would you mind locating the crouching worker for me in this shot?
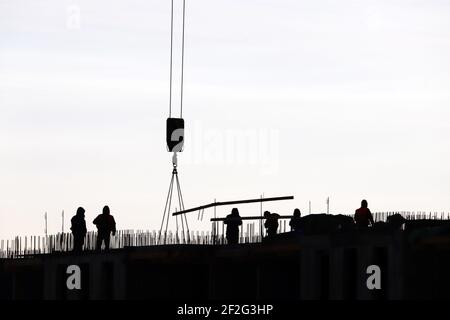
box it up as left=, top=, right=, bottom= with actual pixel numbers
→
left=264, top=211, right=280, bottom=237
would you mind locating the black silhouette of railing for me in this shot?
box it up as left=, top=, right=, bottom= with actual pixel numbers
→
left=372, top=211, right=450, bottom=222
left=1, top=211, right=449, bottom=259
left=0, top=230, right=217, bottom=259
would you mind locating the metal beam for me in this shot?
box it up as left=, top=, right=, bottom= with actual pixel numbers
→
left=172, top=196, right=294, bottom=216
left=211, top=215, right=292, bottom=222
left=210, top=213, right=327, bottom=222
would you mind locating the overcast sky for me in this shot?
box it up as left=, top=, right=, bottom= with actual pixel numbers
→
left=1, top=0, right=450, bottom=239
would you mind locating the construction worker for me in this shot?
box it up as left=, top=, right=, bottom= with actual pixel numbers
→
left=289, top=208, right=302, bottom=232
left=93, top=206, right=116, bottom=251
left=264, top=211, right=280, bottom=237
left=71, top=207, right=87, bottom=252
left=224, top=208, right=242, bottom=245
left=354, top=199, right=375, bottom=229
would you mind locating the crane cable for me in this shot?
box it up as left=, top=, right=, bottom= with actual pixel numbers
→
left=180, top=0, right=186, bottom=119
left=168, top=0, right=173, bottom=118
left=169, top=0, right=186, bottom=119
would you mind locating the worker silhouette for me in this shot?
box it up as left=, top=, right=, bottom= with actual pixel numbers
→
left=289, top=208, right=302, bottom=232
left=224, top=208, right=242, bottom=245
left=71, top=207, right=87, bottom=252
left=264, top=211, right=280, bottom=237
left=93, top=205, right=116, bottom=251
left=354, top=199, right=375, bottom=229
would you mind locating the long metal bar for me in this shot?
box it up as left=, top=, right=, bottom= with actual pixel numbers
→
left=173, top=196, right=294, bottom=216
left=211, top=215, right=292, bottom=222
left=210, top=213, right=327, bottom=222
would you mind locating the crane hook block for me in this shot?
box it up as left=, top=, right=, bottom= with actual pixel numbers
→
left=166, top=118, right=184, bottom=152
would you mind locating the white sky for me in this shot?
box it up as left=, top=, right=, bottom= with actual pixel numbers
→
left=1, top=0, right=450, bottom=239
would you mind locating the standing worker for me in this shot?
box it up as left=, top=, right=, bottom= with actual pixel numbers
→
left=354, top=199, right=375, bottom=229
left=289, top=208, right=302, bottom=232
left=93, top=205, right=116, bottom=251
left=71, top=207, right=87, bottom=252
left=224, top=208, right=242, bottom=245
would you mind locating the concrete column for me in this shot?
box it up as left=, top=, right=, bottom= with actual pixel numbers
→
left=298, top=255, right=302, bottom=300
left=43, top=261, right=57, bottom=300
left=329, top=248, right=344, bottom=300
left=113, top=260, right=126, bottom=300
left=300, top=249, right=319, bottom=300
left=388, top=235, right=404, bottom=299
left=11, top=271, right=17, bottom=300
left=89, top=260, right=102, bottom=300
left=208, top=263, right=215, bottom=300
left=255, top=264, right=261, bottom=300
left=356, top=246, right=374, bottom=300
